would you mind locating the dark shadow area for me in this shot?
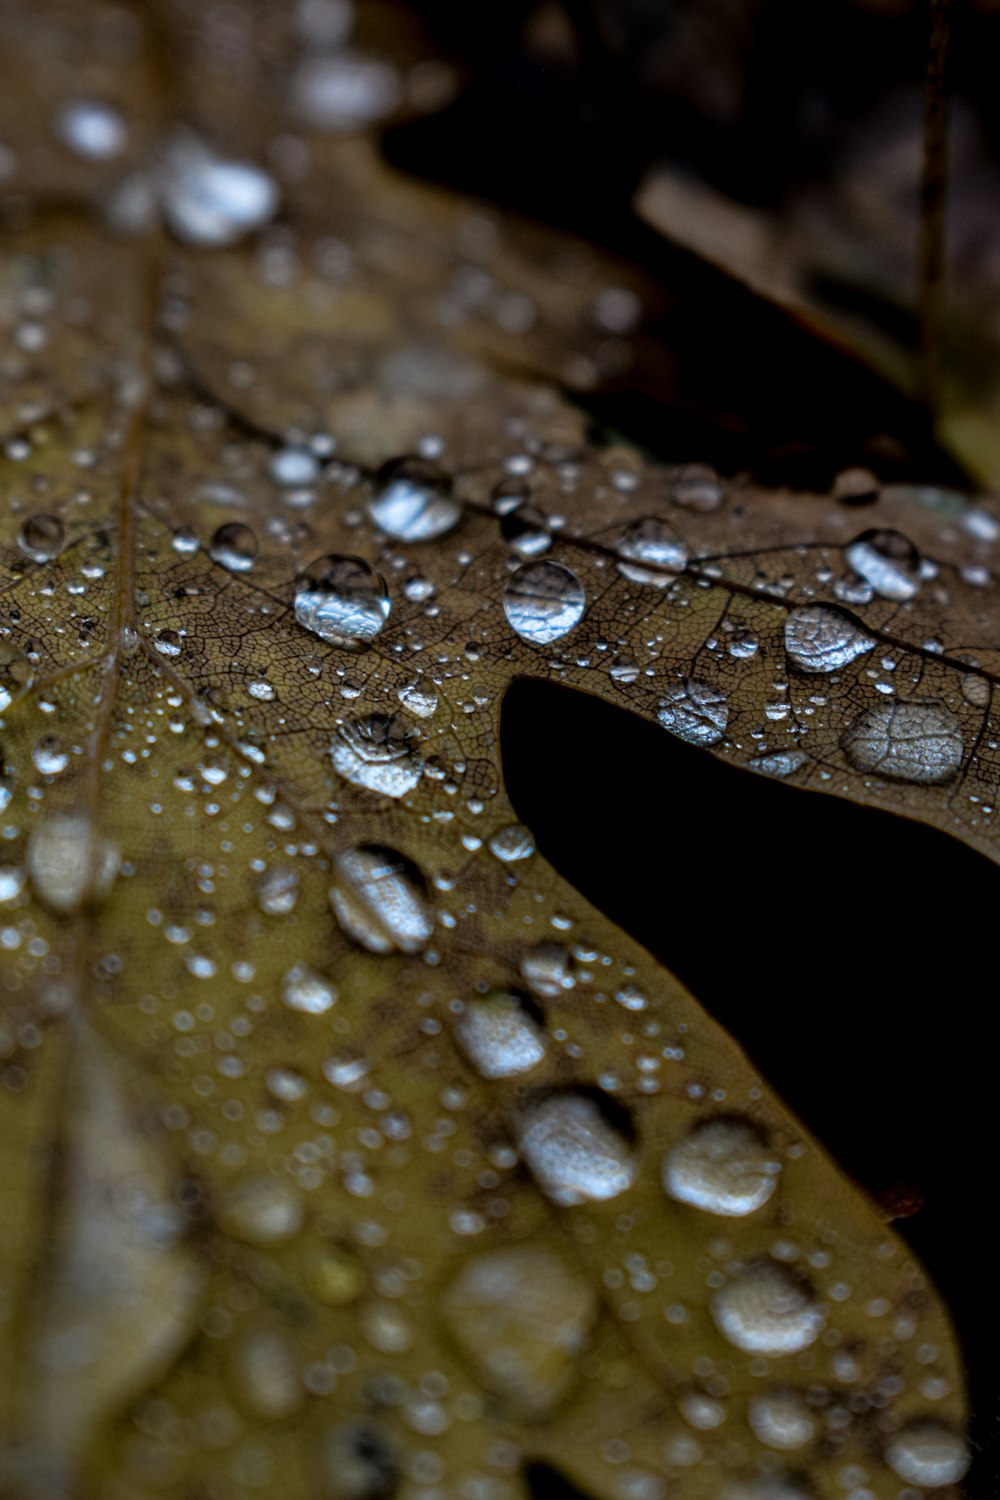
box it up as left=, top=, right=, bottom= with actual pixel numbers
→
left=524, top=1462, right=596, bottom=1500
left=502, top=676, right=999, bottom=1497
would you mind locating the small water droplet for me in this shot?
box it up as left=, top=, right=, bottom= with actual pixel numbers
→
left=330, top=715, right=422, bottom=798
left=209, top=522, right=257, bottom=572
left=172, top=526, right=199, bottom=556
left=747, top=1390, right=817, bottom=1450
left=670, top=466, right=724, bottom=513
left=784, top=604, right=875, bottom=673
left=961, top=672, right=991, bottom=709
left=161, top=132, right=279, bottom=247
left=397, top=676, right=438, bottom=719
left=270, top=445, right=320, bottom=487
left=728, top=628, right=758, bottom=660
left=841, top=698, right=963, bottom=784
left=520, top=942, right=575, bottom=997
left=0, top=642, right=33, bottom=711
left=663, top=1116, right=779, bottom=1217
left=292, top=53, right=401, bottom=132
left=329, top=846, right=432, bottom=953
left=501, top=504, right=552, bottom=558
left=231, top=1326, right=303, bottom=1419
left=515, top=1090, right=637, bottom=1205
left=748, top=749, right=808, bottom=778
left=884, top=1420, right=968, bottom=1487
left=711, top=1260, right=824, bottom=1354
left=455, top=990, right=546, bottom=1078
left=55, top=99, right=128, bottom=160
left=657, top=679, right=728, bottom=746
left=294, top=555, right=390, bottom=647
left=609, top=654, right=640, bottom=684
left=217, top=1175, right=304, bottom=1244
left=616, top=517, right=687, bottom=585
left=281, top=965, right=337, bottom=1014
left=487, top=823, right=535, bottom=863
left=844, top=529, right=921, bottom=601
left=26, top=811, right=120, bottom=915
left=154, top=629, right=182, bottom=658
left=18, top=514, right=65, bottom=563
left=0, top=866, right=26, bottom=903
left=503, top=561, right=586, bottom=645
left=257, top=866, right=299, bottom=916
left=367, top=457, right=460, bottom=541
left=32, top=737, right=69, bottom=776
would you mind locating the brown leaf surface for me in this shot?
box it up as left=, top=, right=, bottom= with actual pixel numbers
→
left=0, top=3, right=984, bottom=1498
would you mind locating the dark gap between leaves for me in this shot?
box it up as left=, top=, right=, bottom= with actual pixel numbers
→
left=501, top=676, right=998, bottom=1497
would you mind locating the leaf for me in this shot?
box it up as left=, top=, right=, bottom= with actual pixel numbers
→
left=0, top=3, right=980, bottom=1498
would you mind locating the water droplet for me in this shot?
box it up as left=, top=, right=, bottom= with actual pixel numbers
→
left=209, top=522, right=257, bottom=572
left=501, top=505, right=552, bottom=558
left=32, top=737, right=69, bottom=776
left=55, top=99, right=128, bottom=160
left=503, top=562, right=586, bottom=646
left=18, top=514, right=65, bottom=563
left=884, top=1420, right=968, bottom=1487
left=26, top=812, right=120, bottom=915
left=0, top=866, right=26, bottom=903
left=231, top=1326, right=303, bottom=1419
left=657, top=679, right=728, bottom=746
left=670, top=466, right=724, bottom=513
left=487, top=823, right=535, bottom=863
left=962, top=672, right=991, bottom=709
left=367, top=457, right=460, bottom=541
left=616, top=517, right=687, bottom=585
left=281, top=965, right=337, bottom=1014
left=161, top=132, right=278, bottom=247
left=455, top=990, right=546, bottom=1078
left=292, top=53, right=401, bottom=132
left=270, top=445, right=320, bottom=486
left=841, top=699, right=963, bottom=784
left=784, top=604, right=874, bottom=673
left=711, top=1261, right=824, bottom=1354
left=172, top=526, right=199, bottom=556
left=610, top=654, right=640, bottom=684
left=440, top=1246, right=596, bottom=1414
left=321, top=1422, right=400, bottom=1499
left=217, top=1175, right=304, bottom=1244
left=294, top=555, right=390, bottom=647
left=154, top=629, right=182, bottom=658
left=397, top=676, right=438, bottom=719
left=0, top=642, right=32, bottom=711
left=747, top=1390, right=817, bottom=1450
left=520, top=942, right=575, bottom=997
left=748, top=749, right=808, bottom=778
left=844, top=529, right=921, bottom=601
left=515, top=1090, right=637, bottom=1205
left=257, top=866, right=299, bottom=916
left=330, top=715, right=422, bottom=798
left=728, top=628, right=758, bottom=659
left=329, top=846, right=432, bottom=953
left=663, top=1116, right=779, bottom=1217
left=305, top=1243, right=365, bottom=1305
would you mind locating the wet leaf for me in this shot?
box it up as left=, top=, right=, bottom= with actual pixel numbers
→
left=0, top=3, right=982, bottom=1498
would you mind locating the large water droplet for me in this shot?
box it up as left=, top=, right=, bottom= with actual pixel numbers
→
left=844, top=529, right=921, bottom=601
left=710, top=1261, right=824, bottom=1354
left=18, top=514, right=65, bottom=563
left=161, top=132, right=278, bottom=247
left=217, top=1175, right=304, bottom=1244
left=840, top=699, right=963, bottom=784
left=294, top=555, right=390, bottom=647
left=440, top=1245, right=597, bottom=1415
left=329, top=846, right=432, bottom=954
left=616, top=517, right=687, bottom=585
left=209, top=522, right=257, bottom=572
left=747, top=1390, right=817, bottom=1450
left=657, top=679, right=728, bottom=746
left=26, top=811, right=120, bottom=915
left=455, top=990, right=546, bottom=1078
left=330, top=715, right=422, bottom=798
left=515, top=1090, right=637, bottom=1205
left=367, top=457, right=460, bottom=541
left=503, top=562, right=586, bottom=646
left=884, top=1420, right=969, bottom=1487
left=663, top=1117, right=779, bottom=1217
left=281, top=965, right=337, bottom=1014
left=784, top=604, right=874, bottom=673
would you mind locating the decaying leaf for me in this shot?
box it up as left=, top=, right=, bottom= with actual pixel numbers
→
left=0, top=2, right=985, bottom=1498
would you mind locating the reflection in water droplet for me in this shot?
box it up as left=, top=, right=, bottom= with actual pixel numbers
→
left=294, top=555, right=390, bottom=647
left=747, top=1390, right=817, bottom=1450
left=515, top=1091, right=637, bottom=1205
left=161, top=132, right=279, bottom=247
left=711, top=1261, right=824, bottom=1354
left=281, top=965, right=337, bottom=1014
left=503, top=562, right=585, bottom=645
left=844, top=529, right=921, bottom=601
left=330, top=715, right=422, bottom=798
left=209, top=522, right=257, bottom=572
left=455, top=990, right=546, bottom=1078
left=884, top=1420, right=969, bottom=1487
left=663, top=1116, right=779, bottom=1217
left=784, top=604, right=874, bottom=673
left=397, top=676, right=438, bottom=719
left=321, top=1421, right=400, bottom=1500
left=840, top=699, right=963, bottom=784
left=18, top=514, right=65, bottom=563
left=217, top=1175, right=304, bottom=1244
left=657, top=679, right=728, bottom=746
left=329, top=846, right=432, bottom=953
left=501, top=505, right=552, bottom=558
left=440, top=1245, right=596, bottom=1415
left=27, top=811, right=120, bottom=915
left=487, top=823, right=535, bottom=863
left=257, top=866, right=299, bottom=916
left=616, top=517, right=687, bottom=585
left=367, top=457, right=460, bottom=541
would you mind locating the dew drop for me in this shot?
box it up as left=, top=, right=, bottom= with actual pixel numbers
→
left=172, top=526, right=199, bottom=556
left=884, top=1419, right=969, bottom=1487
left=217, top=1175, right=304, bottom=1244
left=616, top=517, right=687, bottom=585
left=520, top=942, right=575, bottom=997
left=784, top=604, right=875, bottom=673
left=281, top=965, right=337, bottom=1014
left=747, top=749, right=808, bottom=778
left=209, top=522, right=257, bottom=572
left=161, top=132, right=278, bottom=247
left=440, top=1245, right=596, bottom=1415
left=503, top=562, right=586, bottom=646
left=610, top=654, right=640, bottom=684
left=0, top=642, right=33, bottom=711
left=32, top=737, right=68, bottom=776
left=329, top=846, right=432, bottom=954
left=270, top=445, right=320, bottom=487
left=367, top=457, right=460, bottom=541
left=230, top=1326, right=303, bottom=1419
left=455, top=990, right=546, bottom=1078
left=18, top=514, right=65, bottom=563
left=840, top=699, right=963, bottom=784
left=397, top=676, right=438, bottom=719
left=330, top=715, right=422, bottom=798
left=154, top=629, right=182, bottom=658
left=657, top=679, right=728, bottom=746
left=487, top=823, right=535, bottom=863
left=844, top=529, right=921, bottom=601
left=500, top=504, right=552, bottom=558
left=55, top=100, right=128, bottom=160
left=257, top=866, right=299, bottom=916
left=663, top=1116, right=779, bottom=1217
left=962, top=672, right=991, bottom=709
left=515, top=1090, right=637, bottom=1205
left=0, top=867, right=26, bottom=903
left=710, top=1261, right=824, bottom=1354
left=26, top=812, right=120, bottom=916
left=292, top=53, right=402, bottom=132
left=294, top=555, right=390, bottom=647
left=747, top=1390, right=817, bottom=1450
